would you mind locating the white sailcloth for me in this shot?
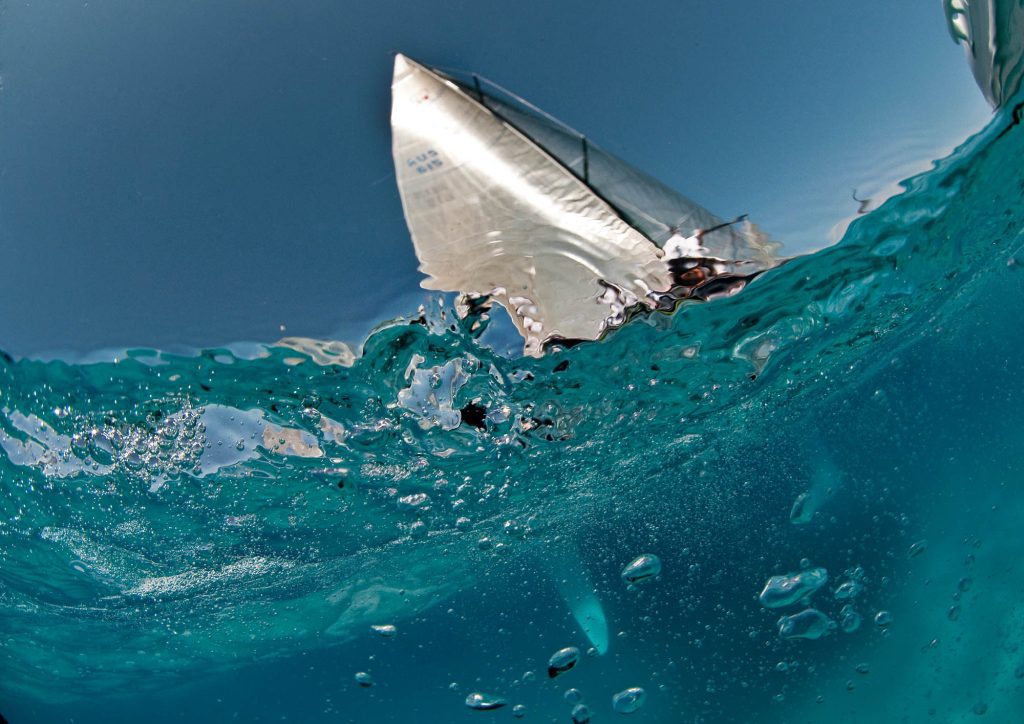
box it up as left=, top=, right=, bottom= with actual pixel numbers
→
left=945, top=0, right=1024, bottom=110
left=390, top=54, right=672, bottom=355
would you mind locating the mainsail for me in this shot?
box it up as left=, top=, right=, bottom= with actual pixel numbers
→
left=945, top=0, right=1024, bottom=110
left=390, top=53, right=780, bottom=355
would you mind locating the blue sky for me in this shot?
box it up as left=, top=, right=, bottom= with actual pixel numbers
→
left=0, top=0, right=991, bottom=357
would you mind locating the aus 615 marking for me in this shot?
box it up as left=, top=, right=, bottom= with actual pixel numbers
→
left=407, top=149, right=443, bottom=174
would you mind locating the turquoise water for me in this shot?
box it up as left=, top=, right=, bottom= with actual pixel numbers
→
left=2, top=94, right=1024, bottom=721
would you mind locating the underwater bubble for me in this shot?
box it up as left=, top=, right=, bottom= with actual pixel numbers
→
left=958, top=577, right=973, bottom=592
left=371, top=624, right=397, bottom=638
left=839, top=605, right=861, bottom=633
left=948, top=604, right=962, bottom=621
left=855, top=663, right=870, bottom=675
left=621, top=554, right=661, bottom=586
left=834, top=580, right=863, bottom=600
left=355, top=671, right=373, bottom=688
left=548, top=646, right=580, bottom=678
left=789, top=492, right=815, bottom=524
left=612, top=687, right=647, bottom=714
left=455, top=516, right=471, bottom=531
left=874, top=610, right=893, bottom=627
left=88, top=430, right=115, bottom=465
left=502, top=519, right=526, bottom=538
left=777, top=608, right=834, bottom=640
left=758, top=568, right=828, bottom=608
left=563, top=687, right=583, bottom=703
left=571, top=703, right=591, bottom=723
left=512, top=704, right=527, bottom=718
left=465, top=692, right=507, bottom=710
left=397, top=492, right=430, bottom=511
left=409, top=521, right=427, bottom=538
left=972, top=702, right=988, bottom=715
left=907, top=540, right=928, bottom=558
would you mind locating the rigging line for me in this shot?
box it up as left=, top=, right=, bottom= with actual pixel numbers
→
left=582, top=136, right=590, bottom=184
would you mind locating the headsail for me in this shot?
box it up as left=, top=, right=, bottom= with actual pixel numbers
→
left=390, top=54, right=780, bottom=354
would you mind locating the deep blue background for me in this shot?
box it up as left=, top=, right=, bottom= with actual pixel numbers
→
left=0, top=0, right=990, bottom=357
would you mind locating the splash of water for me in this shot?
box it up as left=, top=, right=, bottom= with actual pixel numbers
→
left=1, top=92, right=1023, bottom=721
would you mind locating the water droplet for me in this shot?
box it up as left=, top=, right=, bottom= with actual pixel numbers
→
left=571, top=703, right=591, bottom=723
left=548, top=646, right=580, bottom=678
left=777, top=608, right=833, bottom=640
left=370, top=624, right=397, bottom=638
left=355, top=671, right=373, bottom=688
left=621, top=554, right=661, bottom=586
left=465, top=692, right=507, bottom=710
left=612, top=687, right=647, bottom=714
left=758, top=568, right=828, bottom=608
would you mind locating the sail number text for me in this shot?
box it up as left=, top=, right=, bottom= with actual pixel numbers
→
left=408, top=149, right=443, bottom=174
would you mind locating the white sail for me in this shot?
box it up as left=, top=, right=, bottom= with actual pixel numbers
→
left=391, top=54, right=672, bottom=355
left=391, top=54, right=782, bottom=354
left=945, top=0, right=1024, bottom=109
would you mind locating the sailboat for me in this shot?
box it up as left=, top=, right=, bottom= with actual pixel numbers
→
left=390, top=53, right=781, bottom=355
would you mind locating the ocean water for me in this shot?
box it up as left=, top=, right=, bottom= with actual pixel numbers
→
left=2, top=89, right=1024, bottom=724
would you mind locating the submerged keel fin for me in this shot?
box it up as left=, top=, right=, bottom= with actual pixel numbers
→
left=546, top=548, right=610, bottom=655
